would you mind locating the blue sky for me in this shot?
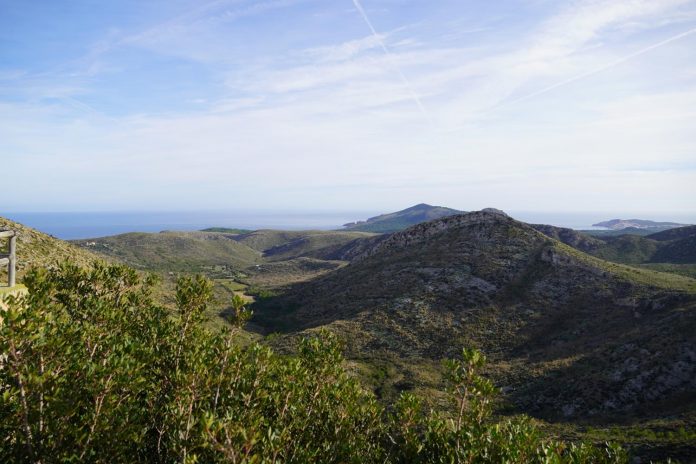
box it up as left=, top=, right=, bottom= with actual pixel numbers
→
left=2, top=0, right=696, bottom=212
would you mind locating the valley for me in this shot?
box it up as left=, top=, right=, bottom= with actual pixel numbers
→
left=3, top=205, right=696, bottom=461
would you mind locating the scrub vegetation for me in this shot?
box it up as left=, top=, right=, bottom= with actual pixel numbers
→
left=1, top=263, right=626, bottom=463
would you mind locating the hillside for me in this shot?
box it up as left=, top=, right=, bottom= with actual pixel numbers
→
left=233, top=229, right=377, bottom=261
left=593, top=218, right=689, bottom=231
left=582, top=227, right=660, bottom=237
left=254, top=211, right=696, bottom=428
left=72, top=229, right=377, bottom=284
left=6, top=212, right=696, bottom=460
left=0, top=215, right=101, bottom=279
left=648, top=225, right=696, bottom=241
left=531, top=224, right=605, bottom=253
left=535, top=223, right=696, bottom=267
left=73, top=231, right=262, bottom=274
left=245, top=257, right=345, bottom=287
left=342, top=203, right=464, bottom=233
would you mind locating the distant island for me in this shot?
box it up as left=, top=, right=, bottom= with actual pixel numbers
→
left=593, top=218, right=690, bottom=231
left=342, top=203, right=465, bottom=233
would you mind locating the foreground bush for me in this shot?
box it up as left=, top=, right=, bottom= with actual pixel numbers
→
left=1, top=263, right=627, bottom=463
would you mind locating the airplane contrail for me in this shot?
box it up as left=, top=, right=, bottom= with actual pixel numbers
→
left=351, top=0, right=429, bottom=119
left=501, top=26, right=696, bottom=108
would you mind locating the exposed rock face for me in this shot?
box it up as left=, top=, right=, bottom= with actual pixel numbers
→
left=481, top=207, right=508, bottom=216
left=256, top=211, right=696, bottom=421
left=354, top=210, right=519, bottom=262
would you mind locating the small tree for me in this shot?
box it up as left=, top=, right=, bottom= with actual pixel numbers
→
left=228, top=293, right=253, bottom=329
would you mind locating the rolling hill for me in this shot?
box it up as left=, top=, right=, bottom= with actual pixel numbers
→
left=341, top=203, right=465, bottom=233
left=73, top=231, right=263, bottom=273
left=582, top=227, right=660, bottom=237
left=6, top=211, right=696, bottom=460
left=254, top=211, right=696, bottom=426
left=535, top=224, right=696, bottom=266
left=72, top=229, right=379, bottom=281
left=233, top=229, right=377, bottom=261
left=648, top=225, right=696, bottom=241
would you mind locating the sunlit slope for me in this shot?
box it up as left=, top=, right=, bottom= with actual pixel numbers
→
left=233, top=229, right=377, bottom=260
left=535, top=223, right=696, bottom=266
left=0, top=216, right=101, bottom=279
left=255, top=211, right=696, bottom=420
left=73, top=231, right=262, bottom=272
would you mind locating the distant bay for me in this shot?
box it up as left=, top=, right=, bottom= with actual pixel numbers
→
left=2, top=210, right=695, bottom=240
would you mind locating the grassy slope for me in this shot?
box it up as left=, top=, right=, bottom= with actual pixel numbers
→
left=588, top=235, right=660, bottom=264
left=638, top=263, right=696, bottom=279
left=256, top=231, right=377, bottom=261
left=73, top=231, right=262, bottom=273
left=582, top=228, right=660, bottom=237
left=539, top=224, right=696, bottom=268
left=1, top=216, right=101, bottom=280
left=71, top=229, right=369, bottom=333
left=245, top=257, right=345, bottom=288
left=551, top=240, right=696, bottom=291
left=647, top=225, right=696, bottom=241
left=233, top=229, right=375, bottom=257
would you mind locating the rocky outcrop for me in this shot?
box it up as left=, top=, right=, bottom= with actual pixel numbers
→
left=256, top=209, right=696, bottom=422
left=354, top=210, right=521, bottom=262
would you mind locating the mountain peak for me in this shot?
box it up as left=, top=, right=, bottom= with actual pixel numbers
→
left=342, top=204, right=465, bottom=233
left=481, top=207, right=508, bottom=216
left=406, top=203, right=434, bottom=209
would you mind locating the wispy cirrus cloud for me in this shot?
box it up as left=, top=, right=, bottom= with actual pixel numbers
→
left=2, top=0, right=696, bottom=212
left=350, top=0, right=429, bottom=118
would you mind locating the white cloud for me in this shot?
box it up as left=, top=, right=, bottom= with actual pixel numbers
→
left=3, top=0, right=696, bottom=212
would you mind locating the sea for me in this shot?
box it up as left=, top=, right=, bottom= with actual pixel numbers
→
left=2, top=210, right=696, bottom=241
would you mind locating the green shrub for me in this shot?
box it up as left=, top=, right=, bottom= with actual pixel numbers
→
left=1, top=262, right=627, bottom=463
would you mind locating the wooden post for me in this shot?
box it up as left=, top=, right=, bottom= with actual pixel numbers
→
left=0, top=230, right=16, bottom=288
left=8, top=235, right=16, bottom=288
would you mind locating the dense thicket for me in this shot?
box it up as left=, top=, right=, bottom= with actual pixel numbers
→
left=1, top=263, right=626, bottom=463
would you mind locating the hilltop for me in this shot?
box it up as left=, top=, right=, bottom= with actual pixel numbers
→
left=0, top=215, right=101, bottom=279
left=593, top=218, right=689, bottom=231
left=648, top=225, right=696, bottom=241
left=255, top=211, right=696, bottom=428
left=73, top=231, right=262, bottom=274
left=342, top=203, right=465, bottom=233
left=535, top=224, right=696, bottom=270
